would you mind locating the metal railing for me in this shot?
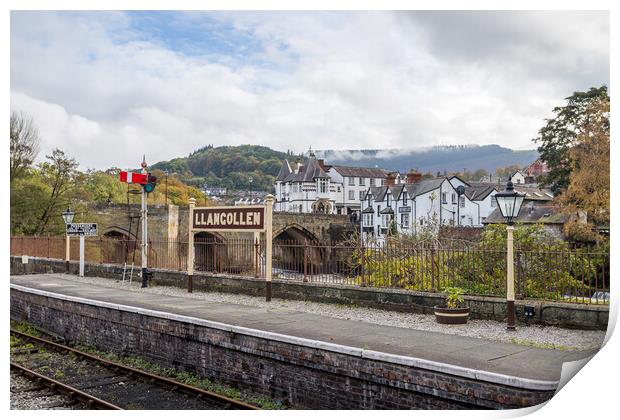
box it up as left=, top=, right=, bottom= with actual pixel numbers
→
left=11, top=236, right=610, bottom=304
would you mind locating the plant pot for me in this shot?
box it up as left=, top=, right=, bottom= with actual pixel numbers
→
left=434, top=306, right=470, bottom=325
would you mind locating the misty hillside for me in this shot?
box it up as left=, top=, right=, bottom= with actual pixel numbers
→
left=316, top=145, right=538, bottom=174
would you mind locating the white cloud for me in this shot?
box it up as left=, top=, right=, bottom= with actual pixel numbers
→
left=10, top=11, right=609, bottom=169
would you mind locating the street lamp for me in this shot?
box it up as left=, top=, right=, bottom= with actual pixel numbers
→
left=61, top=208, right=74, bottom=273
left=494, top=181, right=525, bottom=330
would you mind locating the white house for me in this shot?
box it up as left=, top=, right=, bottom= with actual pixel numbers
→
left=510, top=170, right=527, bottom=184
left=274, top=152, right=338, bottom=213
left=361, top=173, right=498, bottom=244
left=274, top=152, right=392, bottom=215
left=327, top=166, right=389, bottom=214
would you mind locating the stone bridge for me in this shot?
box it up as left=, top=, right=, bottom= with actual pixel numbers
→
left=85, top=203, right=356, bottom=243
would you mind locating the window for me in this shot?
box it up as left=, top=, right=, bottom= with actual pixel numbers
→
left=382, top=214, right=388, bottom=228
left=442, top=192, right=447, bottom=204
left=460, top=196, right=466, bottom=208
left=363, top=213, right=373, bottom=227
left=402, top=191, right=407, bottom=203
left=452, top=193, right=456, bottom=204
left=401, top=213, right=410, bottom=228
left=359, top=190, right=365, bottom=200
left=381, top=179, right=385, bottom=186
left=348, top=177, right=355, bottom=186
left=337, top=186, right=341, bottom=192
left=318, top=178, right=328, bottom=193
left=359, top=177, right=365, bottom=186
left=419, top=218, right=424, bottom=226
left=370, top=178, right=376, bottom=186
left=349, top=190, right=355, bottom=200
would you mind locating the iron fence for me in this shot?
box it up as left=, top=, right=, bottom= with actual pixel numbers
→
left=10, top=236, right=610, bottom=304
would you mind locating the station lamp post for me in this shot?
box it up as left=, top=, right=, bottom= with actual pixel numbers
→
left=494, top=181, right=525, bottom=330
left=61, top=208, right=75, bottom=273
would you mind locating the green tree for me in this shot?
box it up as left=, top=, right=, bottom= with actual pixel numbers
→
left=34, top=149, right=79, bottom=234
left=534, top=86, right=609, bottom=194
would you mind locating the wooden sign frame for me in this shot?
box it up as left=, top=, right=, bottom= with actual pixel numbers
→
left=187, top=195, right=275, bottom=301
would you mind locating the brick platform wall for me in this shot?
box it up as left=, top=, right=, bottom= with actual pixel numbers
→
left=11, top=288, right=555, bottom=409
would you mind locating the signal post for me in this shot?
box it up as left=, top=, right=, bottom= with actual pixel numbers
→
left=119, top=157, right=157, bottom=288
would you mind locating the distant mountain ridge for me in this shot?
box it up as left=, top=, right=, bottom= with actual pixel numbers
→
left=315, top=145, right=538, bottom=174
left=151, top=144, right=538, bottom=192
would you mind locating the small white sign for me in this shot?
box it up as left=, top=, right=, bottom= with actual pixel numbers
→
left=21, top=255, right=29, bottom=264
left=66, top=223, right=98, bottom=236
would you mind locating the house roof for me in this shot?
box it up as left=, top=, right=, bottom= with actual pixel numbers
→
left=331, top=166, right=390, bottom=178
left=448, top=175, right=471, bottom=186
left=464, top=185, right=496, bottom=201
left=283, top=154, right=329, bottom=183
left=404, top=178, right=445, bottom=198
left=512, top=186, right=554, bottom=201
left=275, top=160, right=292, bottom=182
left=379, top=207, right=394, bottom=214
left=362, top=206, right=375, bottom=214
left=483, top=201, right=566, bottom=224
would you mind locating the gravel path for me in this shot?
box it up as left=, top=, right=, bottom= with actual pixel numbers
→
left=57, top=274, right=605, bottom=352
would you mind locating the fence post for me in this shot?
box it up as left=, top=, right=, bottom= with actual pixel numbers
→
left=187, top=198, right=195, bottom=293
left=100, top=237, right=103, bottom=265
left=254, top=234, right=260, bottom=278
left=47, top=236, right=51, bottom=258
left=431, top=246, right=436, bottom=290
left=303, top=239, right=308, bottom=282
left=360, top=240, right=366, bottom=287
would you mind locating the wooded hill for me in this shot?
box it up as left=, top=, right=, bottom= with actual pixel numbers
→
left=150, top=144, right=537, bottom=193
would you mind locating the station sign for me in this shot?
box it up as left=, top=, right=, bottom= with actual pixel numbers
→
left=399, top=206, right=412, bottom=213
left=66, top=223, right=98, bottom=236
left=192, top=206, right=265, bottom=232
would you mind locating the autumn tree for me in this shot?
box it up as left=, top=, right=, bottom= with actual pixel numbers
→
left=558, top=96, right=610, bottom=240
left=10, top=111, right=40, bottom=185
left=534, top=86, right=609, bottom=194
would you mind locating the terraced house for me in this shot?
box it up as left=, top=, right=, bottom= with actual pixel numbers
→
left=361, top=172, right=498, bottom=244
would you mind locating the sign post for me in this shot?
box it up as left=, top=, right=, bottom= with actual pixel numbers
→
left=66, top=223, right=98, bottom=277
left=188, top=195, right=274, bottom=301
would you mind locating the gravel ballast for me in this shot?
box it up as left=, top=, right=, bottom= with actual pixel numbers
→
left=48, top=274, right=606, bottom=352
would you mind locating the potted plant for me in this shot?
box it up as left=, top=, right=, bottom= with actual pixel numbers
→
left=434, top=287, right=470, bottom=324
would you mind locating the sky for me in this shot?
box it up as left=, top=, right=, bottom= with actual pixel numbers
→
left=10, top=10, right=610, bottom=170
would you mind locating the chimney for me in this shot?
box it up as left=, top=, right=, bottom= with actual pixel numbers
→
left=406, top=170, right=422, bottom=184
left=385, top=172, right=397, bottom=187
left=317, top=159, right=325, bottom=170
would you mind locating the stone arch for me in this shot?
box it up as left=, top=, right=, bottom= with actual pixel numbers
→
left=100, top=226, right=137, bottom=264
left=193, top=231, right=228, bottom=273
left=273, top=224, right=323, bottom=274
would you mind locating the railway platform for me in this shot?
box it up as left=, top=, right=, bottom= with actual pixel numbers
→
left=10, top=273, right=598, bottom=409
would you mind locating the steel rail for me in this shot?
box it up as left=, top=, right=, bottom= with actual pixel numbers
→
left=10, top=362, right=123, bottom=410
left=11, top=329, right=259, bottom=410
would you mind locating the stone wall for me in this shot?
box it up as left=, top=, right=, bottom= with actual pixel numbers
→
left=10, top=256, right=609, bottom=330
left=11, top=288, right=556, bottom=409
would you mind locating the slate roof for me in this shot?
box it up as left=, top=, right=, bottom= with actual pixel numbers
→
left=331, top=166, right=390, bottom=178
left=464, top=185, right=496, bottom=201
left=282, top=154, right=329, bottom=183
left=362, top=206, right=375, bottom=214
left=404, top=178, right=445, bottom=198
left=276, top=160, right=292, bottom=182
left=483, top=201, right=566, bottom=224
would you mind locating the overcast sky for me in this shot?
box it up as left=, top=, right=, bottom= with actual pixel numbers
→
left=10, top=11, right=609, bottom=170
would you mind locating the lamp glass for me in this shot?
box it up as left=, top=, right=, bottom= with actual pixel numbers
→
left=61, top=208, right=74, bottom=224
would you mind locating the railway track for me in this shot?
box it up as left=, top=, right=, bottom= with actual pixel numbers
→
left=10, top=329, right=259, bottom=410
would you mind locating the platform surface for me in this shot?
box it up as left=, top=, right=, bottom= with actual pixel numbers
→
left=10, top=274, right=598, bottom=384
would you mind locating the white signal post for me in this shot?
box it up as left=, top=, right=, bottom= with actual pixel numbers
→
left=140, top=156, right=149, bottom=288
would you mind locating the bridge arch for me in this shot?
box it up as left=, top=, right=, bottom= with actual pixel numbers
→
left=273, top=224, right=323, bottom=275
left=194, top=231, right=228, bottom=273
